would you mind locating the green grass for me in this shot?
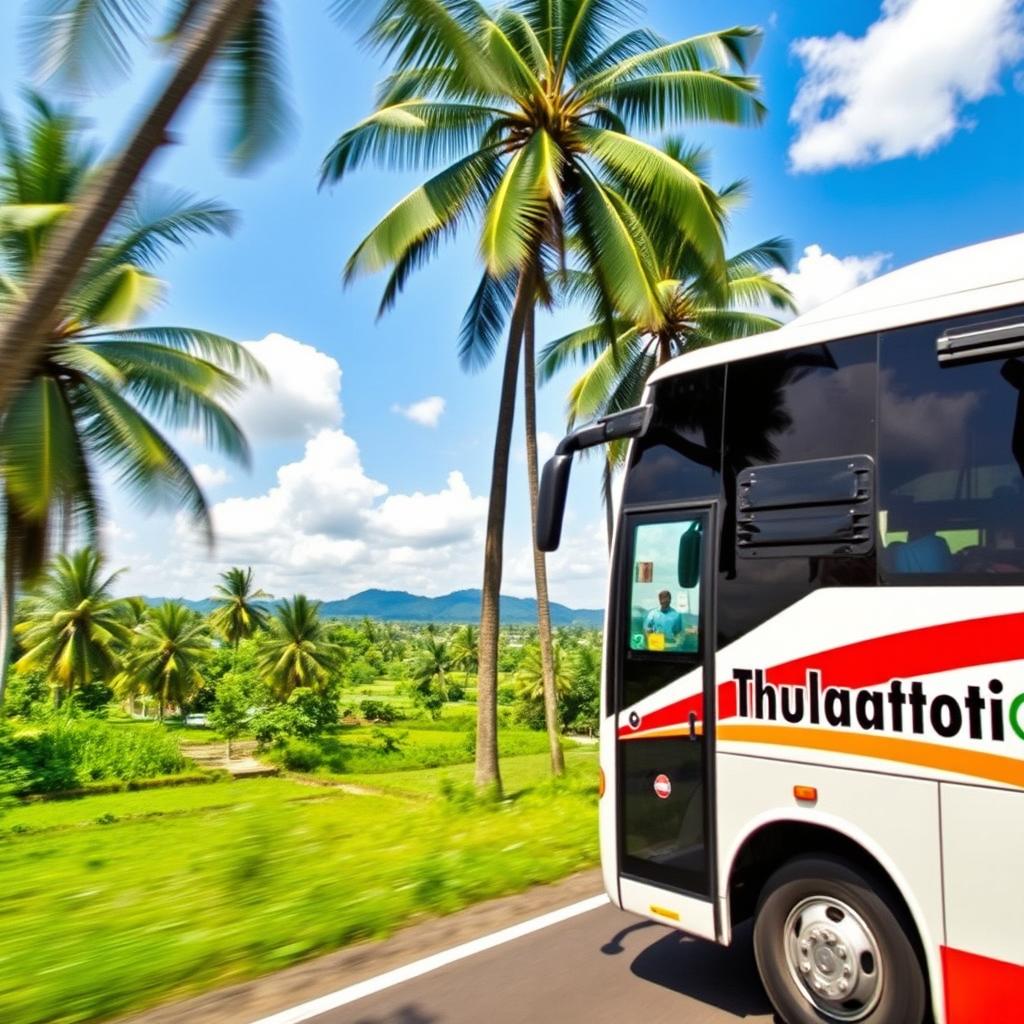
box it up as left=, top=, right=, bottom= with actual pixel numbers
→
left=0, top=757, right=600, bottom=1024
left=103, top=718, right=251, bottom=746
left=268, top=724, right=565, bottom=775
left=334, top=747, right=598, bottom=797
left=1, top=777, right=310, bottom=833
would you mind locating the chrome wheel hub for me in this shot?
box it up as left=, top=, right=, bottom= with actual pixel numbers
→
left=783, top=896, right=883, bottom=1021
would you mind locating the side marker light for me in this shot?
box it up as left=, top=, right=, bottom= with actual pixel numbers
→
left=650, top=905, right=680, bottom=922
left=794, top=785, right=818, bottom=803
left=598, top=767, right=606, bottom=798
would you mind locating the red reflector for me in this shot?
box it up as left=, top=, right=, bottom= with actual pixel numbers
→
left=598, top=767, right=606, bottom=798
left=794, top=785, right=818, bottom=802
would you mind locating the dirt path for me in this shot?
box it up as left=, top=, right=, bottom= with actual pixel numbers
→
left=184, top=741, right=279, bottom=778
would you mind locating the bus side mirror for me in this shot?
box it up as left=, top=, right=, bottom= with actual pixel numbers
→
left=537, top=454, right=573, bottom=552
left=536, top=404, right=653, bottom=552
left=678, top=523, right=702, bottom=589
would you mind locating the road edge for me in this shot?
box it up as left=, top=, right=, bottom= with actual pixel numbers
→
left=112, top=867, right=605, bottom=1024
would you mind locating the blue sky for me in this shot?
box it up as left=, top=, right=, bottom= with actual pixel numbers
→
left=2, top=0, right=1023, bottom=606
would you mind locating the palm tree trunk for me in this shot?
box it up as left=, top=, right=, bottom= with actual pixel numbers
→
left=475, top=271, right=533, bottom=795
left=0, top=523, right=16, bottom=706
left=523, top=304, right=565, bottom=777
left=0, top=0, right=259, bottom=413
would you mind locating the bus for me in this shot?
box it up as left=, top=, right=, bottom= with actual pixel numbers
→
left=537, top=233, right=1024, bottom=1024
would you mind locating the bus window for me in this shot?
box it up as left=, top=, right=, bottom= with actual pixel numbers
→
left=879, top=310, right=1024, bottom=582
left=628, top=520, right=701, bottom=655
left=718, top=337, right=877, bottom=648
left=623, top=366, right=724, bottom=505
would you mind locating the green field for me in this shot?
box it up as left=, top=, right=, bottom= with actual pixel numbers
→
left=0, top=750, right=599, bottom=1024
left=333, top=747, right=598, bottom=797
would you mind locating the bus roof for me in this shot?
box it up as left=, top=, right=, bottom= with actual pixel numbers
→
left=648, top=231, right=1024, bottom=385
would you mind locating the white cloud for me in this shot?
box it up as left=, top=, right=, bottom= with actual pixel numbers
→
left=192, top=463, right=230, bottom=489
left=102, top=520, right=135, bottom=547
left=789, top=0, right=1024, bottom=171
left=392, top=395, right=446, bottom=428
left=211, top=429, right=388, bottom=546
left=231, top=333, right=343, bottom=441
left=159, top=430, right=487, bottom=599
left=505, top=518, right=609, bottom=606
left=103, top=333, right=602, bottom=606
left=375, top=472, right=486, bottom=546
left=537, top=431, right=558, bottom=463
left=772, top=244, right=889, bottom=316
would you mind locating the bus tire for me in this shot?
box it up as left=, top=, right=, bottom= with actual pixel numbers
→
left=752, top=855, right=926, bottom=1024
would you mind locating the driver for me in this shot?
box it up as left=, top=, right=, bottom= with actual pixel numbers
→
left=644, top=590, right=684, bottom=650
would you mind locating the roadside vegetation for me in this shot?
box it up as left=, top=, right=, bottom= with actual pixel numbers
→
left=0, top=661, right=599, bottom=1024
left=0, top=765, right=597, bottom=1023
left=0, top=549, right=603, bottom=1021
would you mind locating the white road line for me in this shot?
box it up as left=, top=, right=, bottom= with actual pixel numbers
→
left=248, top=893, right=610, bottom=1024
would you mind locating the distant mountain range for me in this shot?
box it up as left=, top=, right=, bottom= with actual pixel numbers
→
left=144, top=588, right=604, bottom=627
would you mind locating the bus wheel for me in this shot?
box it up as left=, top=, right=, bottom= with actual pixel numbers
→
left=752, top=856, right=926, bottom=1024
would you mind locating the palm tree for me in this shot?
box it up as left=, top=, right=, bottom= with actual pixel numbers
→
left=449, top=623, right=478, bottom=686
left=514, top=641, right=572, bottom=704
left=408, top=632, right=454, bottom=717
left=377, top=621, right=404, bottom=664
left=0, top=0, right=289, bottom=411
left=326, top=0, right=765, bottom=792
left=120, top=595, right=150, bottom=629
left=541, top=192, right=795, bottom=534
left=14, top=547, right=131, bottom=703
left=0, top=93, right=264, bottom=703
left=210, top=567, right=272, bottom=651
left=257, top=595, right=343, bottom=697
left=117, top=601, right=211, bottom=719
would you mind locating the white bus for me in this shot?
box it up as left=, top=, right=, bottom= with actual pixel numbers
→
left=538, top=233, right=1024, bottom=1024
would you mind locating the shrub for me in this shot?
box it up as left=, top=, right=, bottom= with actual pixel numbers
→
left=512, top=698, right=547, bottom=732
left=347, top=660, right=377, bottom=687
left=208, top=676, right=253, bottom=750
left=288, top=686, right=339, bottom=733
left=3, top=670, right=49, bottom=720
left=0, top=720, right=188, bottom=795
left=359, top=699, right=401, bottom=723
left=369, top=727, right=407, bottom=754
left=278, top=739, right=323, bottom=772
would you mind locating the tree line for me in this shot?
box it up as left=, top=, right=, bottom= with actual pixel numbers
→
left=0, top=0, right=793, bottom=797
left=4, top=550, right=602, bottom=746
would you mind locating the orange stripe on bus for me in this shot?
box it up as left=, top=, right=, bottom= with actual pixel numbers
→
left=717, top=724, right=1024, bottom=790
left=620, top=725, right=704, bottom=741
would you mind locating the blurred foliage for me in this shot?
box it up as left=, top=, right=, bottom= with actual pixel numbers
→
left=0, top=758, right=598, bottom=1022
left=0, top=719, right=187, bottom=795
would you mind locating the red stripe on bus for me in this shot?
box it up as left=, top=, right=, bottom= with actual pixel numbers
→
left=942, top=946, right=1024, bottom=1024
left=618, top=613, right=1024, bottom=738
left=618, top=684, right=728, bottom=739
left=767, top=612, right=1024, bottom=690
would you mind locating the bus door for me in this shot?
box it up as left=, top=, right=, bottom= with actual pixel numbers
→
left=614, top=505, right=718, bottom=938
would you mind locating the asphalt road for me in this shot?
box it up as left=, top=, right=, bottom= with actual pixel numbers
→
left=295, top=903, right=776, bottom=1024
left=121, top=872, right=778, bottom=1024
